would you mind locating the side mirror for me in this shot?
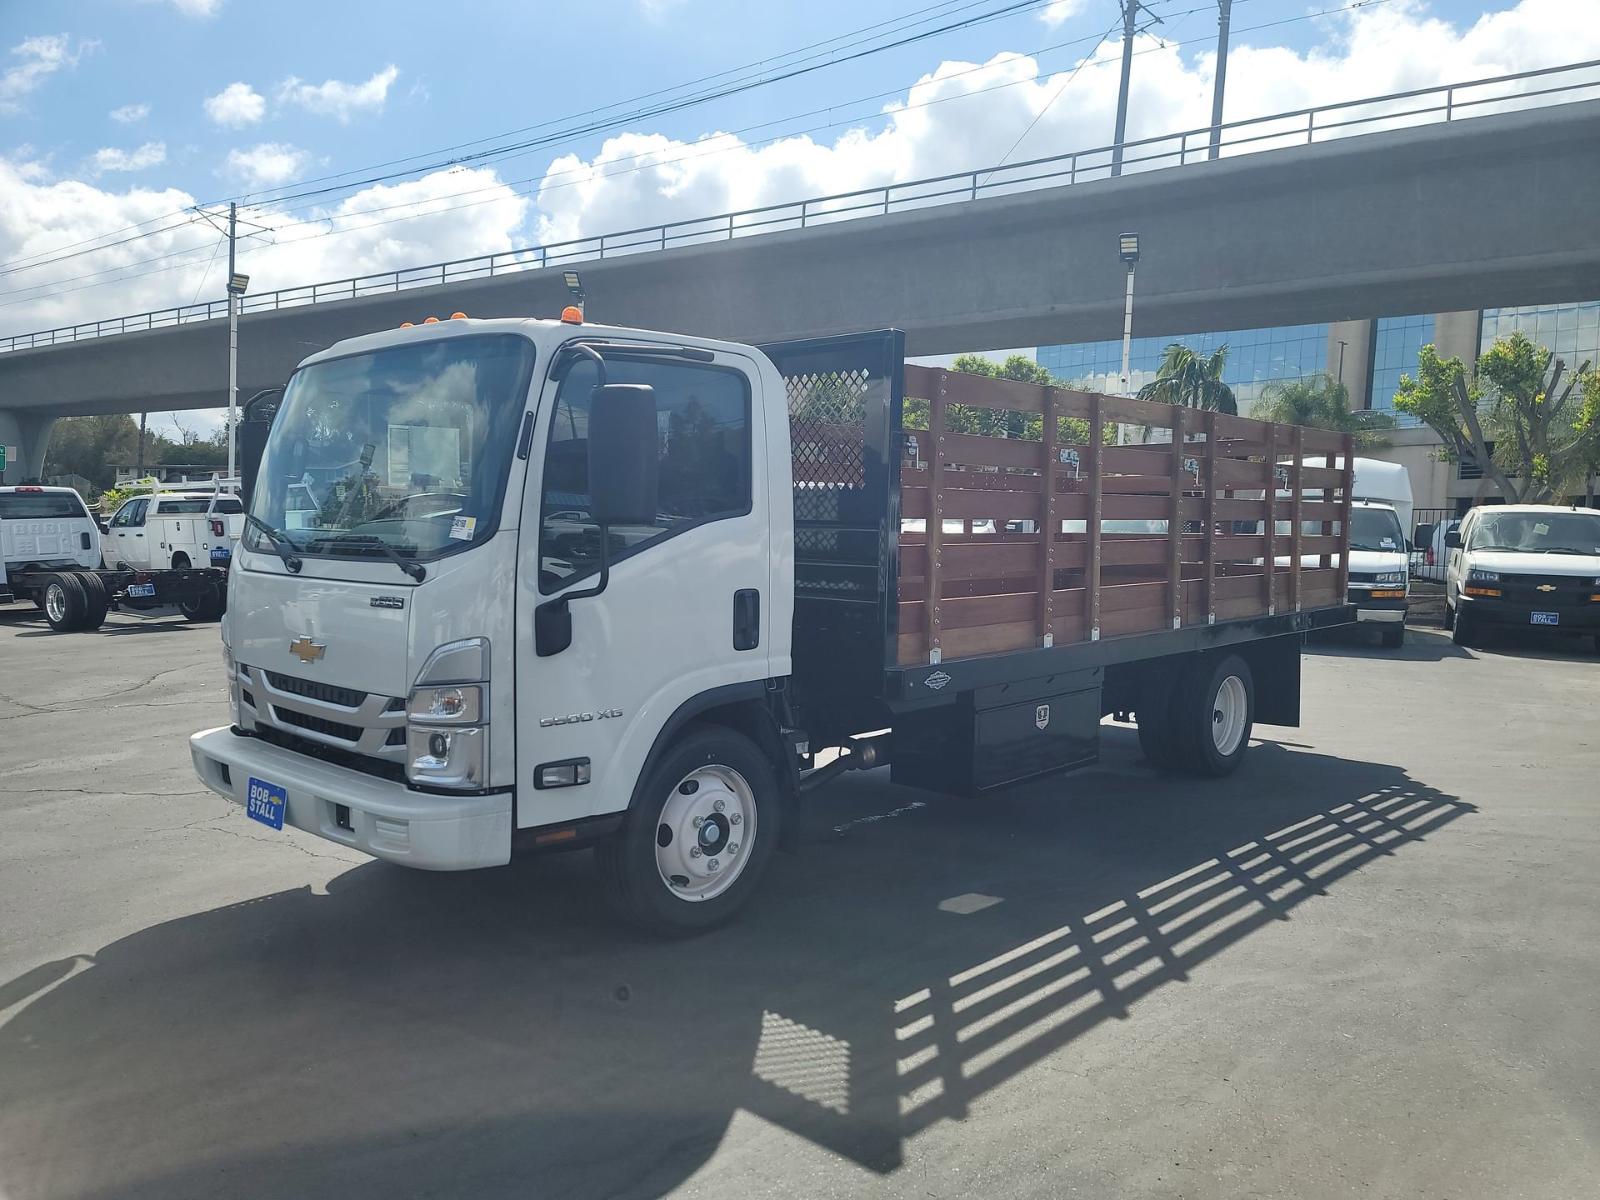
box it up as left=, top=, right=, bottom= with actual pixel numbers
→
left=587, top=383, right=658, bottom=527
left=535, top=382, right=659, bottom=658
left=1444, top=530, right=1462, bottom=549
left=97, top=522, right=109, bottom=535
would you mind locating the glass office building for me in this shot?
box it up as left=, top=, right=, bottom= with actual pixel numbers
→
left=1036, top=323, right=1329, bottom=412
left=1481, top=301, right=1600, bottom=372
left=1369, top=314, right=1434, bottom=427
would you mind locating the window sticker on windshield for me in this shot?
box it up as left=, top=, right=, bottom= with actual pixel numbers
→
left=1533, top=522, right=1549, bottom=535
left=1380, top=537, right=1396, bottom=548
left=449, top=515, right=477, bottom=541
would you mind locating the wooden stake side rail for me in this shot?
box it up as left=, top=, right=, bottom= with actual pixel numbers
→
left=895, top=365, right=1353, bottom=667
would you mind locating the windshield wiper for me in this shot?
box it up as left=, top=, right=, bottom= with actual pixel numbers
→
left=309, top=533, right=426, bottom=582
left=245, top=514, right=303, bottom=573
left=1539, top=547, right=1595, bottom=555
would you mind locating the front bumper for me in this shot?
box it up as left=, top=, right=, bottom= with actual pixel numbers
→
left=1458, top=594, right=1600, bottom=632
left=1348, top=590, right=1408, bottom=623
left=190, top=726, right=511, bottom=870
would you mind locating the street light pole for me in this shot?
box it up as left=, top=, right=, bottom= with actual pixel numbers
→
left=1337, top=339, right=1348, bottom=384
left=1111, top=0, right=1140, bottom=177
left=226, top=201, right=238, bottom=485
left=1118, top=233, right=1141, bottom=396
left=1207, top=0, right=1233, bottom=160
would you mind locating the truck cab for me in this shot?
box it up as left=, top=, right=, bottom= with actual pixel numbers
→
left=1344, top=500, right=1410, bottom=648
left=0, top=485, right=102, bottom=604
left=106, top=489, right=244, bottom=572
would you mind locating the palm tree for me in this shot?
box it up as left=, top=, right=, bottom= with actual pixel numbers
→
left=1136, top=344, right=1238, bottom=414
left=1252, top=374, right=1395, bottom=449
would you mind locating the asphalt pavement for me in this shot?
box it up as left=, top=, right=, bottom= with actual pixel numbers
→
left=0, top=605, right=1596, bottom=1200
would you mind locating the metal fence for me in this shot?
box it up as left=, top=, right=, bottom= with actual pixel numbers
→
left=5, top=57, right=1600, bottom=355
left=1409, top=507, right=1461, bottom=582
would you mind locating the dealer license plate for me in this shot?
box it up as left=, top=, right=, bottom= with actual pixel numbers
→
left=1530, top=611, right=1559, bottom=626
left=126, top=582, right=156, bottom=598
left=245, top=777, right=287, bottom=830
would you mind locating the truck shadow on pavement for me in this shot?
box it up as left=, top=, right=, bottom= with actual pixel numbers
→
left=0, top=740, right=1473, bottom=1200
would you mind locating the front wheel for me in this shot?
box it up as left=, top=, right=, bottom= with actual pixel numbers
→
left=594, top=726, right=781, bottom=936
left=1451, top=607, right=1475, bottom=647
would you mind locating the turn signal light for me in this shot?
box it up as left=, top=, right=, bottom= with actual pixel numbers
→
left=1463, top=586, right=1501, bottom=597
left=1589, top=593, right=1600, bottom=602
left=560, top=305, right=583, bottom=324
left=1370, top=589, right=1405, bottom=599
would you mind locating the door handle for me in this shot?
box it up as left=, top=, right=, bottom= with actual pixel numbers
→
left=733, top=589, right=760, bottom=651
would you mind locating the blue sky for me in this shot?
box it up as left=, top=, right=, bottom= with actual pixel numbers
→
left=1, top=0, right=1595, bottom=435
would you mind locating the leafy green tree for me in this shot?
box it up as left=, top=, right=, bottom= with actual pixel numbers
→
left=1136, top=344, right=1237, bottom=414
left=1252, top=374, right=1394, bottom=449
left=1394, top=333, right=1595, bottom=502
left=905, top=354, right=1113, bottom=445
left=40, top=414, right=142, bottom=493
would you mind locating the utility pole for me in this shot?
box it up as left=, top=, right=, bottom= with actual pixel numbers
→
left=1336, top=339, right=1348, bottom=385
left=1207, top=0, right=1233, bottom=160
left=1118, top=234, right=1141, bottom=395
left=1111, top=0, right=1140, bottom=177
left=136, top=412, right=148, bottom=478
left=226, top=201, right=238, bottom=486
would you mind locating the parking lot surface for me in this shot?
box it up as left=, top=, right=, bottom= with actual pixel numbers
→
left=1, top=607, right=1597, bottom=1200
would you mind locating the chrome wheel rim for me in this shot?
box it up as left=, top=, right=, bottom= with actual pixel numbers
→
left=655, top=764, right=756, bottom=902
left=1211, top=674, right=1248, bottom=756
left=44, top=583, right=66, bottom=623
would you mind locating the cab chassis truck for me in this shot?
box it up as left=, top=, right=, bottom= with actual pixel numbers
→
left=191, top=322, right=1354, bottom=934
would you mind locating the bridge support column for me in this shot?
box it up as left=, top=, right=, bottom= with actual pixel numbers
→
left=0, top=408, right=55, bottom=484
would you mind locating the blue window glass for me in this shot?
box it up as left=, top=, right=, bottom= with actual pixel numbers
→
left=1035, top=322, right=1328, bottom=411
left=1481, top=301, right=1600, bottom=376
left=1369, top=314, right=1435, bottom=427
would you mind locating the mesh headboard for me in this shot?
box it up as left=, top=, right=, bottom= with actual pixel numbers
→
left=759, top=330, right=905, bottom=737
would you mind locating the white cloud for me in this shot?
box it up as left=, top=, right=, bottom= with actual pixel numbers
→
left=534, top=0, right=1600, bottom=245
left=90, top=142, right=167, bottom=174
left=224, top=142, right=310, bottom=188
left=170, top=0, right=224, bottom=15
left=203, top=81, right=265, bottom=127
left=277, top=65, right=399, bottom=122
left=1038, top=0, right=1085, bottom=28
left=0, top=158, right=527, bottom=338
left=109, top=102, right=150, bottom=124
left=0, top=34, right=92, bottom=114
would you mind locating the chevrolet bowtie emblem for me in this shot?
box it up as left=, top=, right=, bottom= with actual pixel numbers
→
left=1536, top=584, right=1557, bottom=593
left=289, top=636, right=326, bottom=663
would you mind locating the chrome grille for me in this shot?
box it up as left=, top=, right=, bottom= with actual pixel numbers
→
left=238, top=664, right=407, bottom=766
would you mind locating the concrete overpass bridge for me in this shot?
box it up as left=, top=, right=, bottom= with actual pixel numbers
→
left=3, top=61, right=1599, bottom=481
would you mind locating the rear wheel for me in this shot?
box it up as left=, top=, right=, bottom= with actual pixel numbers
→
left=42, top=573, right=88, bottom=632
left=1172, top=653, right=1255, bottom=778
left=77, top=572, right=109, bottom=630
left=171, top=553, right=191, bottom=570
left=594, top=726, right=780, bottom=936
left=180, top=579, right=223, bottom=622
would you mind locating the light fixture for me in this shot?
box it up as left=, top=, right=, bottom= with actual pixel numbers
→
left=1118, top=233, right=1140, bottom=264
left=563, top=271, right=585, bottom=301
left=227, top=272, right=250, bottom=295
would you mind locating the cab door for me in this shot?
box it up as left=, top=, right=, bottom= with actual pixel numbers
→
left=514, top=347, right=771, bottom=829
left=107, top=498, right=147, bottom=567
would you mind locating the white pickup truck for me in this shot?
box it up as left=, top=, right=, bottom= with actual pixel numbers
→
left=104, top=489, right=245, bottom=573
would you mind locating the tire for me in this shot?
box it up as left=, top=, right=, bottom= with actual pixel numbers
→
left=1451, top=607, right=1474, bottom=647
left=41, top=573, right=89, bottom=632
left=181, top=579, right=223, bottom=623
left=594, top=725, right=781, bottom=936
left=1136, top=683, right=1187, bottom=771
left=1171, top=653, right=1255, bottom=778
left=1379, top=625, right=1405, bottom=650
left=1442, top=598, right=1455, bottom=630
left=171, top=553, right=191, bottom=571
left=77, top=572, right=109, bottom=630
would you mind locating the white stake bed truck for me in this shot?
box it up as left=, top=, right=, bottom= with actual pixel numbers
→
left=191, top=319, right=1354, bottom=933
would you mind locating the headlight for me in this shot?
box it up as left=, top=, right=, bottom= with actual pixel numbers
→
left=1467, top=568, right=1499, bottom=584
left=407, top=684, right=482, bottom=724
left=1375, top=570, right=1406, bottom=586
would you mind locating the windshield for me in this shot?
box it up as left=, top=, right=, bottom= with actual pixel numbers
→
left=1349, top=506, right=1405, bottom=552
left=248, top=333, right=533, bottom=561
left=0, top=492, right=88, bottom=519
left=1469, top=511, right=1600, bottom=555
